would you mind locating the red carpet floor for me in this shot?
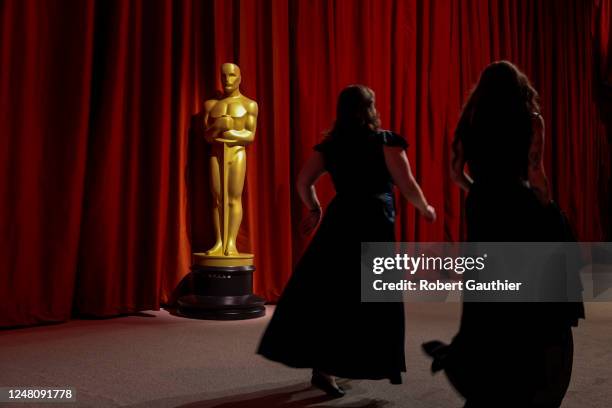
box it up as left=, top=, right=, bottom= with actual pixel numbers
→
left=0, top=303, right=610, bottom=407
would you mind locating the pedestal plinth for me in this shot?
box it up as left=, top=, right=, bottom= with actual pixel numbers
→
left=177, top=253, right=265, bottom=320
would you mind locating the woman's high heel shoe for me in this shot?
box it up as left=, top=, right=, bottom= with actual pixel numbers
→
left=311, top=370, right=345, bottom=398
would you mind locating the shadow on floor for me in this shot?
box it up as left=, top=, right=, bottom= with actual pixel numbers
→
left=173, top=382, right=393, bottom=408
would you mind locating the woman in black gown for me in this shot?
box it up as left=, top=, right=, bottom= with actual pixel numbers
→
left=423, top=61, right=585, bottom=407
left=257, top=85, right=436, bottom=397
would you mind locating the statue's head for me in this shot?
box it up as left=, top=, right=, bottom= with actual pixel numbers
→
left=220, top=63, right=241, bottom=94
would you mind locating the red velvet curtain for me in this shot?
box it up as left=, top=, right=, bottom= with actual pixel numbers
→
left=1, top=0, right=610, bottom=327
left=597, top=0, right=612, bottom=86
left=595, top=0, right=612, bottom=237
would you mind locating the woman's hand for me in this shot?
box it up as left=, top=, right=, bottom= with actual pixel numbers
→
left=421, top=205, right=437, bottom=222
left=300, top=208, right=322, bottom=235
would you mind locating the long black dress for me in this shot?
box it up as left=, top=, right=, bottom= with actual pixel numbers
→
left=424, top=181, right=585, bottom=407
left=257, top=129, right=408, bottom=384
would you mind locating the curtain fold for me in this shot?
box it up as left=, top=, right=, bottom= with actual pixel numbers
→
left=595, top=0, right=612, bottom=238
left=1, top=0, right=610, bottom=327
left=0, top=0, right=95, bottom=326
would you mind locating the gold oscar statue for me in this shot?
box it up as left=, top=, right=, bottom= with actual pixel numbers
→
left=179, top=63, right=264, bottom=320
left=194, top=62, right=257, bottom=268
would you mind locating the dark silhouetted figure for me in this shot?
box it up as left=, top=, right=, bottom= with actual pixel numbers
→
left=423, top=61, right=585, bottom=408
left=258, top=85, right=435, bottom=397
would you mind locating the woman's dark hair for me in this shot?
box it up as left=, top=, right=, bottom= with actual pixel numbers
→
left=326, top=85, right=381, bottom=138
left=454, top=60, right=540, bottom=181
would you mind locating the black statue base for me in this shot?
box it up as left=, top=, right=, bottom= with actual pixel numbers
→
left=177, top=264, right=266, bottom=320
left=177, top=294, right=265, bottom=320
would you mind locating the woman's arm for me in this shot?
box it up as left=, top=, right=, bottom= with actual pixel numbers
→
left=297, top=152, right=327, bottom=234
left=450, top=138, right=473, bottom=192
left=297, top=152, right=326, bottom=210
left=528, top=114, right=552, bottom=205
left=383, top=146, right=436, bottom=222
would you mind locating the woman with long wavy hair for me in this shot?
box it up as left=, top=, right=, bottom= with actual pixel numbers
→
left=258, top=84, right=435, bottom=397
left=423, top=61, right=584, bottom=408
